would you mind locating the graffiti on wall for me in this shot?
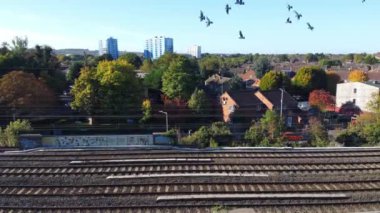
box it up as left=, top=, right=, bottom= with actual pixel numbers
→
left=42, top=135, right=153, bottom=148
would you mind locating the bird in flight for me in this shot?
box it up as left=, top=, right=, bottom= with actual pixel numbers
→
left=225, top=4, right=232, bottom=14
left=307, top=22, right=314, bottom=31
left=239, top=31, right=245, bottom=39
left=235, top=0, right=245, bottom=5
left=362, top=0, right=366, bottom=2
left=287, top=4, right=293, bottom=11
left=286, top=17, right=292, bottom=24
left=206, top=17, right=213, bottom=27
left=199, top=11, right=205, bottom=22
left=294, top=11, right=302, bottom=20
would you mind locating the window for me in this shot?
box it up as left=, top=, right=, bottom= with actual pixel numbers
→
left=353, top=88, right=357, bottom=94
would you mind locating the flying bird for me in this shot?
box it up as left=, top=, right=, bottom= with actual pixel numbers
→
left=287, top=4, right=293, bottom=11
left=286, top=17, right=292, bottom=24
left=235, top=0, right=245, bottom=5
left=239, top=31, right=245, bottom=39
left=362, top=0, right=366, bottom=2
left=206, top=17, right=213, bottom=27
left=225, top=4, right=232, bottom=14
left=307, top=22, right=314, bottom=31
left=294, top=11, right=302, bottom=20
left=199, top=11, right=205, bottom=22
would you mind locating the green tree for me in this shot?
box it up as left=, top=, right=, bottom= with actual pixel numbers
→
left=319, top=59, right=342, bottom=68
left=140, top=59, right=153, bottom=72
left=143, top=68, right=164, bottom=89
left=0, top=119, right=32, bottom=147
left=199, top=55, right=220, bottom=78
left=244, top=123, right=265, bottom=146
left=10, top=36, right=28, bottom=56
left=140, top=99, right=152, bottom=123
left=326, top=71, right=341, bottom=95
left=354, top=53, right=367, bottom=64
left=363, top=55, right=379, bottom=65
left=181, top=122, right=231, bottom=148
left=119, top=53, right=143, bottom=69
left=162, top=56, right=198, bottom=100
left=66, top=61, right=83, bottom=83
left=277, top=54, right=289, bottom=62
left=244, top=110, right=284, bottom=147
left=252, top=56, right=272, bottom=78
left=70, top=59, right=143, bottom=114
left=188, top=89, right=210, bottom=114
left=307, top=117, right=329, bottom=147
left=209, top=122, right=231, bottom=137
left=292, top=66, right=327, bottom=95
left=305, top=53, right=318, bottom=63
left=227, top=75, right=244, bottom=91
left=259, top=71, right=290, bottom=91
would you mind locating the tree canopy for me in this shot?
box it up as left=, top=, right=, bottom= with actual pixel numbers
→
left=0, top=71, right=57, bottom=109
left=188, top=89, right=210, bottom=114
left=308, top=90, right=335, bottom=111
left=348, top=69, right=368, bottom=82
left=161, top=56, right=199, bottom=100
left=119, top=53, right=143, bottom=69
left=252, top=56, right=272, bottom=79
left=259, top=71, right=290, bottom=91
left=292, top=66, right=327, bottom=96
left=70, top=59, right=143, bottom=114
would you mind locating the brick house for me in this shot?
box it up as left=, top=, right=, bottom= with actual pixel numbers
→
left=238, top=70, right=259, bottom=89
left=220, top=89, right=300, bottom=127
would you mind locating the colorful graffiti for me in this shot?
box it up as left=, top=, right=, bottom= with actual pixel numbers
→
left=42, top=135, right=154, bottom=148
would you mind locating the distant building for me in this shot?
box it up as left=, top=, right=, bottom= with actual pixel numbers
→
left=106, top=37, right=119, bottom=59
left=188, top=45, right=201, bottom=58
left=336, top=81, right=380, bottom=112
left=144, top=36, right=173, bottom=60
left=98, top=40, right=107, bottom=56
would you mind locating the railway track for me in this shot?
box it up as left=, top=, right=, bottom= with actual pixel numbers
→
left=3, top=150, right=380, bottom=160
left=1, top=148, right=380, bottom=211
left=0, top=163, right=380, bottom=177
left=1, top=180, right=380, bottom=196
left=1, top=202, right=380, bottom=213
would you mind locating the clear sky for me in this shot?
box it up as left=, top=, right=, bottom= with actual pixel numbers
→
left=0, top=0, right=379, bottom=54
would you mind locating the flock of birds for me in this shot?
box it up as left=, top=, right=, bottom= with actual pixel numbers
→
left=199, top=0, right=368, bottom=40
left=285, top=4, right=314, bottom=31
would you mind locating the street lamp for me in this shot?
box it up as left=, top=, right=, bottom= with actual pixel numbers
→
left=279, top=88, right=284, bottom=121
left=159, top=110, right=169, bottom=132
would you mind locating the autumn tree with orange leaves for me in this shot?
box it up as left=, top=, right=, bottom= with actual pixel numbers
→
left=348, top=69, right=368, bottom=82
left=0, top=71, right=57, bottom=109
left=309, top=90, right=335, bottom=111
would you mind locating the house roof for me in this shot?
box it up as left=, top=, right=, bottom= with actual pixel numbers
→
left=238, top=70, right=256, bottom=81
left=205, top=74, right=231, bottom=85
left=227, top=90, right=262, bottom=107
left=260, top=90, right=298, bottom=108
left=225, top=89, right=297, bottom=109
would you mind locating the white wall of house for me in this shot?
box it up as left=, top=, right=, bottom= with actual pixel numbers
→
left=336, top=82, right=380, bottom=112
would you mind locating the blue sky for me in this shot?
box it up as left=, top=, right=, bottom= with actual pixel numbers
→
left=0, top=0, right=379, bottom=54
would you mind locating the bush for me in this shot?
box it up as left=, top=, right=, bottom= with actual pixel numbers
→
left=336, top=130, right=364, bottom=147
left=0, top=119, right=32, bottom=147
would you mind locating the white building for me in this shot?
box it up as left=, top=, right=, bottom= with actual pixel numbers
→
left=144, top=36, right=174, bottom=60
left=336, top=81, right=380, bottom=112
left=187, top=45, right=201, bottom=58
left=98, top=40, right=107, bottom=56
